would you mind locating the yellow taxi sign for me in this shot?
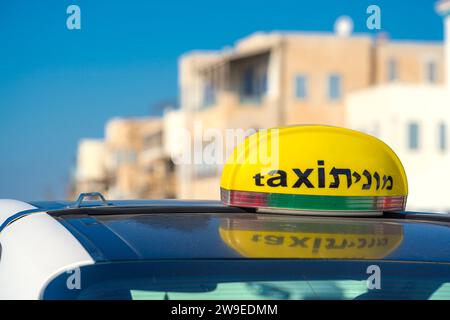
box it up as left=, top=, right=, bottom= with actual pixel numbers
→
left=220, top=126, right=408, bottom=213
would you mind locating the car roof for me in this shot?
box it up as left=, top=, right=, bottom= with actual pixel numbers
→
left=38, top=200, right=450, bottom=264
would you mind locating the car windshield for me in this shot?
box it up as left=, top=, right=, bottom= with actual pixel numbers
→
left=43, top=260, right=450, bottom=300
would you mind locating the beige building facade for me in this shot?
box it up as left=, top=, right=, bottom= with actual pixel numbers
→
left=73, top=117, right=176, bottom=200
left=178, top=30, right=444, bottom=200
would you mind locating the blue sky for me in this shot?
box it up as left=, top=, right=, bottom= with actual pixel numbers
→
left=0, top=0, right=444, bottom=200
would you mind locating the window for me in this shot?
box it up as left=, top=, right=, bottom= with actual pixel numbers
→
left=202, top=83, right=216, bottom=108
left=388, top=58, right=398, bottom=82
left=43, top=260, right=450, bottom=300
left=426, top=60, right=437, bottom=84
left=328, top=74, right=342, bottom=101
left=408, top=122, right=420, bottom=150
left=295, top=75, right=308, bottom=100
left=130, top=280, right=368, bottom=300
left=439, top=123, right=447, bottom=151
left=115, top=150, right=137, bottom=165
left=240, top=66, right=267, bottom=104
left=144, top=131, right=163, bottom=149
left=243, top=68, right=254, bottom=96
left=257, top=73, right=268, bottom=96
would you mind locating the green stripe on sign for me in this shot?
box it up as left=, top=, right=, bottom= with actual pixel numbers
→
left=265, top=193, right=404, bottom=211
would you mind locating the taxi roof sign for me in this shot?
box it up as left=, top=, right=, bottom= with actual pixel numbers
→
left=220, top=126, right=408, bottom=215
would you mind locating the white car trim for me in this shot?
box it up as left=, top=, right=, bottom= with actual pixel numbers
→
left=0, top=199, right=38, bottom=227
left=0, top=212, right=95, bottom=299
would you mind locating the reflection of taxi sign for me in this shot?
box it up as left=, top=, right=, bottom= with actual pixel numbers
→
left=219, top=219, right=404, bottom=259
left=220, top=126, right=408, bottom=215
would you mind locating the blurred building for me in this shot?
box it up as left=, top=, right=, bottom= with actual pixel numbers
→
left=72, top=7, right=448, bottom=207
left=178, top=22, right=444, bottom=200
left=139, top=116, right=176, bottom=199
left=347, top=1, right=450, bottom=212
left=104, top=117, right=176, bottom=199
left=73, top=117, right=176, bottom=200
left=348, top=85, right=449, bottom=212
left=163, top=109, right=188, bottom=198
left=74, top=139, right=108, bottom=196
